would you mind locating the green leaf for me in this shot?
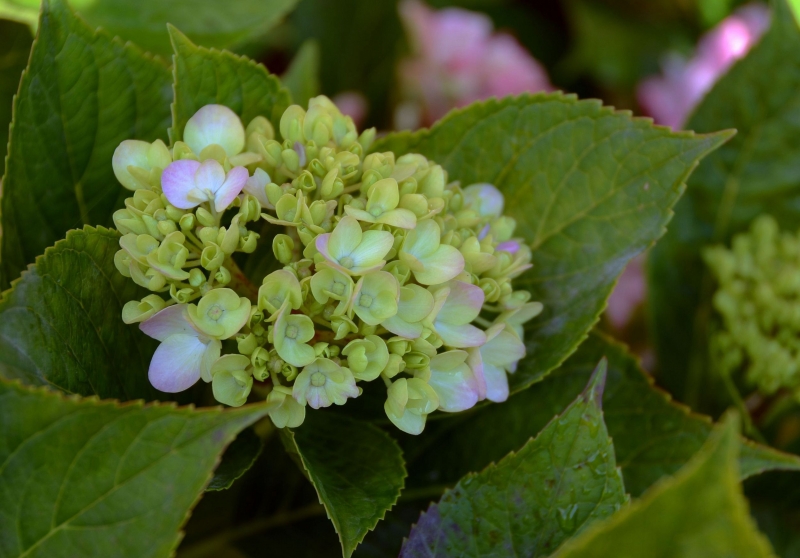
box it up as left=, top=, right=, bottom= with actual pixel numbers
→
left=552, top=414, right=777, bottom=558
left=0, top=226, right=162, bottom=401
left=406, top=331, right=800, bottom=497
left=401, top=360, right=627, bottom=558
left=0, top=0, right=172, bottom=289
left=281, top=411, right=406, bottom=558
left=0, top=380, right=273, bottom=558
left=0, top=19, right=32, bottom=163
left=170, top=25, right=291, bottom=143
left=206, top=427, right=263, bottom=492
left=372, top=93, right=731, bottom=393
left=282, top=39, right=321, bottom=108
left=0, top=0, right=299, bottom=56
left=648, top=0, right=800, bottom=402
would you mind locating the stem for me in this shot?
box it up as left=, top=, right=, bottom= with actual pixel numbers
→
left=474, top=316, right=493, bottom=328
left=177, top=503, right=325, bottom=558
left=721, top=373, right=766, bottom=443
left=226, top=258, right=259, bottom=300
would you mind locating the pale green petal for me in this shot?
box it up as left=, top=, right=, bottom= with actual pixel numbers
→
left=328, top=216, right=363, bottom=260
left=413, top=244, right=465, bottom=285
left=351, top=230, right=394, bottom=268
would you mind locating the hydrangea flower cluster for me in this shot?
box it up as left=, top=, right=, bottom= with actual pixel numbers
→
left=704, top=215, right=800, bottom=398
left=112, top=96, right=541, bottom=434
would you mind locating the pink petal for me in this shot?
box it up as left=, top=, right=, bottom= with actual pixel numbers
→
left=148, top=334, right=207, bottom=392
left=437, top=280, right=484, bottom=325
left=140, top=304, right=195, bottom=342
left=428, top=373, right=479, bottom=412
left=162, top=160, right=201, bottom=209
left=214, top=166, right=249, bottom=211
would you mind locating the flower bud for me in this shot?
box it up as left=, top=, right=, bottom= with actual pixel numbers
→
left=121, top=294, right=166, bottom=324
left=184, top=104, right=245, bottom=157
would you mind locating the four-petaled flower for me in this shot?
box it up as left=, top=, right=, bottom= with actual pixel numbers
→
left=293, top=358, right=359, bottom=408
left=315, top=216, right=394, bottom=275
left=162, top=159, right=248, bottom=212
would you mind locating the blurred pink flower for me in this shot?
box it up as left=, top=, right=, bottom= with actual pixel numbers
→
left=333, top=91, right=368, bottom=128
left=606, top=254, right=646, bottom=331
left=397, top=0, right=553, bottom=127
left=638, top=4, right=770, bottom=130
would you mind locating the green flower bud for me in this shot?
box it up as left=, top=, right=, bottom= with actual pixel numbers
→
left=172, top=140, right=197, bottom=161
left=237, top=333, right=259, bottom=356
left=215, top=266, right=231, bottom=286
left=113, top=209, right=149, bottom=236
left=273, top=302, right=316, bottom=367
left=246, top=115, right=275, bottom=141
left=188, top=268, right=205, bottom=287
left=320, top=168, right=344, bottom=199
left=273, top=234, right=295, bottom=265
left=112, top=139, right=171, bottom=191
left=267, top=385, right=306, bottom=428
left=201, top=243, right=225, bottom=271
left=145, top=232, right=190, bottom=280
left=310, top=267, right=354, bottom=316
left=170, top=284, right=195, bottom=304
left=342, top=335, right=389, bottom=381
left=330, top=314, right=358, bottom=340
left=121, top=294, right=166, bottom=324
left=383, top=354, right=405, bottom=378
left=239, top=231, right=259, bottom=253
left=196, top=207, right=216, bottom=227
left=211, top=355, right=252, bottom=407
left=384, top=377, right=439, bottom=435
left=179, top=213, right=195, bottom=231
left=280, top=105, right=306, bottom=144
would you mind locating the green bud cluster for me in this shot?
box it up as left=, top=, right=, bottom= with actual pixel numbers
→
left=705, top=215, right=800, bottom=397
left=113, top=95, right=540, bottom=435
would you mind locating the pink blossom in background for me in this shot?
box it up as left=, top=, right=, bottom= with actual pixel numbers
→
left=396, top=0, right=553, bottom=128
left=333, top=91, right=368, bottom=128
left=606, top=254, right=646, bottom=331
left=638, top=4, right=770, bottom=130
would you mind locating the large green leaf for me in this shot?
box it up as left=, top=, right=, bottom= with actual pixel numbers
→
left=372, top=93, right=730, bottom=393
left=0, top=0, right=298, bottom=56
left=405, top=332, right=800, bottom=497
left=401, top=360, right=627, bottom=558
left=648, top=0, right=800, bottom=402
left=281, top=412, right=406, bottom=558
left=282, top=39, right=320, bottom=108
left=0, top=0, right=172, bottom=289
left=170, top=26, right=291, bottom=143
left=0, top=19, right=32, bottom=164
left=0, top=226, right=162, bottom=401
left=552, top=414, right=776, bottom=557
left=0, top=380, right=273, bottom=558
left=206, top=427, right=263, bottom=492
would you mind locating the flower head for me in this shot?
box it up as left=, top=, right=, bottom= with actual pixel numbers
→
left=293, top=358, right=359, bottom=408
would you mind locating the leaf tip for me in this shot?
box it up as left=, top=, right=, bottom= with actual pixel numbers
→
left=583, top=357, right=608, bottom=408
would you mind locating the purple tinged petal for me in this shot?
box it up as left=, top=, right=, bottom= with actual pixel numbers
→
left=162, top=160, right=202, bottom=209
left=195, top=159, right=226, bottom=193
left=140, top=304, right=196, bottom=342
left=148, top=334, right=207, bottom=392
left=435, top=322, right=487, bottom=348
left=214, top=166, right=249, bottom=211
left=437, top=280, right=484, bottom=324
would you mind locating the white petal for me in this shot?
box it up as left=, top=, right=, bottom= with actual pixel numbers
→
left=161, top=160, right=202, bottom=209
left=483, top=362, right=510, bottom=402
left=414, top=244, right=465, bottom=285
left=184, top=104, right=245, bottom=156
left=435, top=321, right=487, bottom=348
left=243, top=167, right=272, bottom=208
left=195, top=159, right=226, bottom=194
left=148, top=334, right=206, bottom=392
left=214, top=166, right=249, bottom=211
left=437, top=280, right=484, bottom=324
left=112, top=140, right=151, bottom=191
left=139, top=304, right=196, bottom=342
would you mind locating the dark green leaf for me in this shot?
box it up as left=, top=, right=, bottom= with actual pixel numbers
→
left=0, top=226, right=161, bottom=401
left=282, top=39, right=320, bottom=107
left=401, top=360, right=627, bottom=558
left=0, top=0, right=172, bottom=288
left=206, top=427, right=263, bottom=491
left=0, top=19, right=31, bottom=163
left=0, top=380, right=273, bottom=558
left=552, top=414, right=777, bottom=558
left=648, top=0, right=800, bottom=402
left=406, top=331, right=800, bottom=497
left=170, top=26, right=291, bottom=142
left=281, top=411, right=406, bottom=557
left=0, top=0, right=299, bottom=56
left=372, top=93, right=730, bottom=394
